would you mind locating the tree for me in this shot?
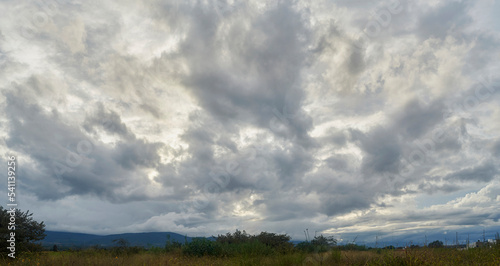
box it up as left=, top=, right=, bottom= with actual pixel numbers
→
left=0, top=206, right=46, bottom=257
left=255, top=231, right=292, bottom=248
left=112, top=238, right=130, bottom=248
left=311, top=235, right=337, bottom=247
left=165, top=234, right=182, bottom=252
left=216, top=229, right=251, bottom=244
left=296, top=235, right=337, bottom=253
left=428, top=240, right=444, bottom=248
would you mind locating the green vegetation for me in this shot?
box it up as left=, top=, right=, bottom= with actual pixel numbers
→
left=296, top=234, right=337, bottom=253
left=2, top=228, right=500, bottom=265
left=1, top=244, right=500, bottom=265
left=0, top=206, right=46, bottom=258
left=428, top=240, right=444, bottom=248
left=2, top=212, right=500, bottom=265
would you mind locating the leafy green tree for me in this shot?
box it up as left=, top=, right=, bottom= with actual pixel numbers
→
left=296, top=235, right=337, bottom=253
left=295, top=241, right=315, bottom=252
left=216, top=229, right=252, bottom=244
left=255, top=231, right=293, bottom=253
left=255, top=231, right=292, bottom=248
left=183, top=238, right=220, bottom=257
left=311, top=235, right=337, bottom=247
left=428, top=240, right=444, bottom=248
left=0, top=206, right=46, bottom=257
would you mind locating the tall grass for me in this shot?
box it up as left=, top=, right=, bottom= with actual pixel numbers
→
left=2, top=241, right=499, bottom=265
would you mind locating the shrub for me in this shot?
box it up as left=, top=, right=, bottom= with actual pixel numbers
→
left=165, top=234, right=183, bottom=252
left=255, top=232, right=292, bottom=249
left=183, top=238, right=220, bottom=257
left=219, top=240, right=275, bottom=257
left=216, top=229, right=252, bottom=245
left=428, top=240, right=444, bottom=248
left=295, top=241, right=315, bottom=253
left=216, top=230, right=294, bottom=255
left=296, top=235, right=337, bottom=253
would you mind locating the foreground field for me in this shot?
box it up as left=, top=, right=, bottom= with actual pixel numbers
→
left=2, top=247, right=500, bottom=266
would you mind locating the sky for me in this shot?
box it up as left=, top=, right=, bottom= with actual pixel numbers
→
left=1, top=0, right=500, bottom=245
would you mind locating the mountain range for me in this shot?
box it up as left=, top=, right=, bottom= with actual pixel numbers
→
left=40, top=231, right=199, bottom=249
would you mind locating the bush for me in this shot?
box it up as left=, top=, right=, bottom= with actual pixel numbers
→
left=428, top=240, right=444, bottom=248
left=216, top=229, right=252, bottom=245
left=110, top=246, right=144, bottom=256
left=255, top=232, right=292, bottom=249
left=183, top=238, right=220, bottom=257
left=338, top=243, right=368, bottom=251
left=296, top=241, right=315, bottom=253
left=165, top=234, right=182, bottom=252
left=110, top=238, right=144, bottom=256
left=220, top=240, right=275, bottom=257
left=148, top=246, right=165, bottom=254
left=215, top=230, right=294, bottom=255
left=295, top=235, right=337, bottom=253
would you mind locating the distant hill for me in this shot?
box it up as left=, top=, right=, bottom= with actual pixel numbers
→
left=40, top=231, right=197, bottom=249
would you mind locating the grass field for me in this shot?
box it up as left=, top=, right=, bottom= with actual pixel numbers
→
left=2, top=247, right=500, bottom=265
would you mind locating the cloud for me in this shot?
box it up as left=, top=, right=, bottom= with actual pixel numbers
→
left=416, top=1, right=473, bottom=40
left=493, top=141, right=500, bottom=158
left=0, top=0, right=499, bottom=242
left=444, top=162, right=498, bottom=183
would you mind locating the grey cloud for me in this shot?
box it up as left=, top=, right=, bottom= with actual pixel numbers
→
left=1, top=0, right=500, bottom=241
left=393, top=99, right=445, bottom=140
left=444, top=162, right=498, bottom=183
left=83, top=103, right=132, bottom=139
left=113, top=139, right=163, bottom=170
left=167, top=2, right=314, bottom=146
left=327, top=129, right=348, bottom=147
left=345, top=50, right=366, bottom=75
left=257, top=192, right=319, bottom=222
left=493, top=141, right=500, bottom=158
left=350, top=126, right=402, bottom=176
left=418, top=182, right=461, bottom=194
left=325, top=155, right=349, bottom=172
left=322, top=193, right=372, bottom=216
left=417, top=1, right=472, bottom=40
left=2, top=83, right=164, bottom=202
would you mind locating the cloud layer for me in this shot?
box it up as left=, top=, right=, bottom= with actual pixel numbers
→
left=1, top=0, right=499, bottom=242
